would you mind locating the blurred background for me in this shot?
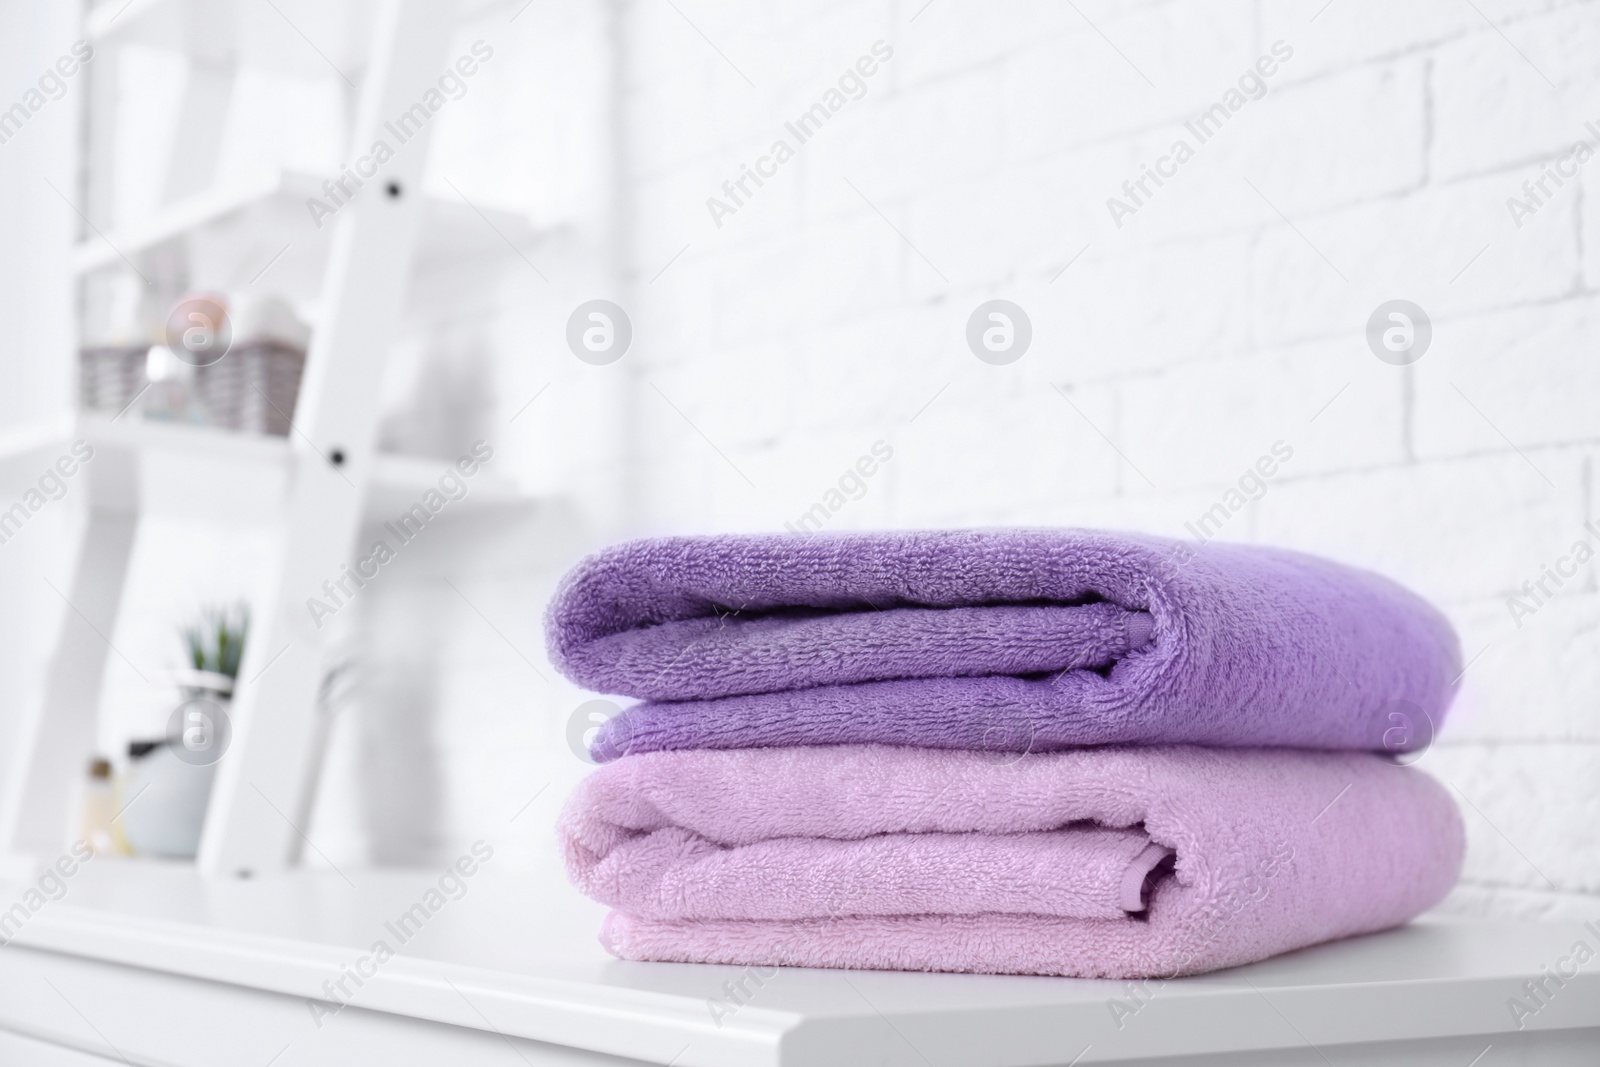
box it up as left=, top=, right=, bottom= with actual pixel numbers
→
left=0, top=0, right=1593, bottom=921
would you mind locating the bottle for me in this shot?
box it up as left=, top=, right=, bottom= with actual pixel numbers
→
left=80, top=757, right=126, bottom=856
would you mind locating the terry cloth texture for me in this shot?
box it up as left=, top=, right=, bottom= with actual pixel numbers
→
left=559, top=745, right=1464, bottom=979
left=545, top=529, right=1461, bottom=760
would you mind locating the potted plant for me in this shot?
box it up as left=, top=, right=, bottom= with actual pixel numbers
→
left=174, top=604, right=247, bottom=703
left=120, top=605, right=247, bottom=860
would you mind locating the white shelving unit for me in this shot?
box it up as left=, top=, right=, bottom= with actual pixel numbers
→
left=85, top=0, right=381, bottom=77
left=71, top=168, right=538, bottom=287
left=0, top=0, right=542, bottom=880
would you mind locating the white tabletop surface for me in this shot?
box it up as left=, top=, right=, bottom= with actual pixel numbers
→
left=2, top=854, right=1597, bottom=1066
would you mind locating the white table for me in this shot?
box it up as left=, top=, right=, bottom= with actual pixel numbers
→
left=0, top=856, right=1595, bottom=1066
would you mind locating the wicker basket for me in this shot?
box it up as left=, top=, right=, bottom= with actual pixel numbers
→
left=192, top=341, right=308, bottom=436
left=79, top=346, right=149, bottom=414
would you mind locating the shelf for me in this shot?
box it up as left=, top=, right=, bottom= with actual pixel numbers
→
left=0, top=416, right=85, bottom=483
left=87, top=0, right=380, bottom=80
left=0, top=858, right=1596, bottom=1066
left=73, top=170, right=545, bottom=291
left=0, top=416, right=539, bottom=524
left=364, top=452, right=541, bottom=521
left=86, top=0, right=517, bottom=73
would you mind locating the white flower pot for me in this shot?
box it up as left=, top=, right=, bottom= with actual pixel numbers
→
left=119, top=745, right=218, bottom=860
left=120, top=681, right=233, bottom=861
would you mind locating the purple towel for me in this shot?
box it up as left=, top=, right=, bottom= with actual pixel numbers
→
left=561, top=745, right=1464, bottom=978
left=546, top=529, right=1460, bottom=760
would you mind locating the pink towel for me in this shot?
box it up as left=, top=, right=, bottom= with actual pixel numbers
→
left=560, top=745, right=1463, bottom=978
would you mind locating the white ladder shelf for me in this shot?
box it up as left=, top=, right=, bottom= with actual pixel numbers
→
left=0, top=0, right=507, bottom=878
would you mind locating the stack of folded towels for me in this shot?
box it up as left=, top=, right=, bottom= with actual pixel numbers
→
left=550, top=529, right=1465, bottom=979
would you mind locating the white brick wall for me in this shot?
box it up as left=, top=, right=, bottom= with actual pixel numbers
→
left=608, top=0, right=1600, bottom=920
left=39, top=0, right=1595, bottom=912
